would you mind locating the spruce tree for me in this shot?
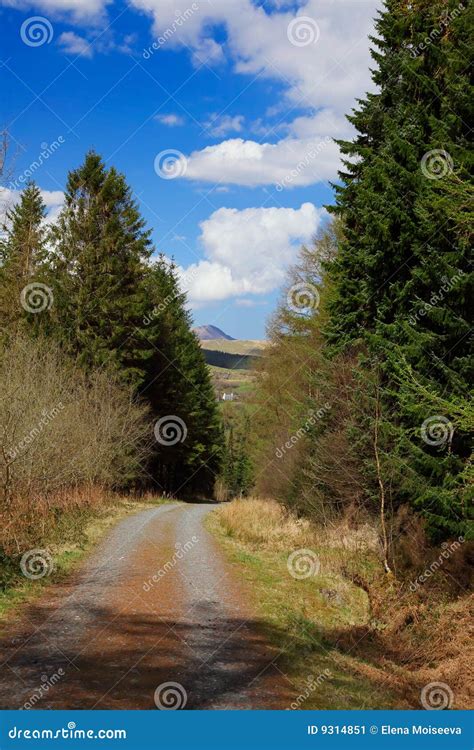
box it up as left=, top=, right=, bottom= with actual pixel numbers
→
left=0, top=182, right=50, bottom=337
left=325, top=0, right=473, bottom=538
left=143, top=257, right=223, bottom=495
left=50, top=151, right=154, bottom=387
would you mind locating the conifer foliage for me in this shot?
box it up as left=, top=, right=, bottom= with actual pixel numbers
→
left=1, top=153, right=223, bottom=498
left=249, top=0, right=472, bottom=544
left=0, top=182, right=50, bottom=338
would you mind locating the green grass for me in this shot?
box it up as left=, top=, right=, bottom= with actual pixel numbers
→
left=200, top=338, right=267, bottom=355
left=206, top=509, right=403, bottom=709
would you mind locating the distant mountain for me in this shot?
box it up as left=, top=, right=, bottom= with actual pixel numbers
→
left=194, top=325, right=235, bottom=341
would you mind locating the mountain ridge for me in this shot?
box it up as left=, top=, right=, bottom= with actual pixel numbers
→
left=194, top=325, right=235, bottom=341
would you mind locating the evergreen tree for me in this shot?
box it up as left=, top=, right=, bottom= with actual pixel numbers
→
left=325, top=0, right=473, bottom=538
left=50, top=151, right=154, bottom=387
left=0, top=182, right=50, bottom=337
left=143, top=257, right=223, bottom=495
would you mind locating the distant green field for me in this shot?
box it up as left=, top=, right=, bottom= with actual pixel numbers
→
left=200, top=338, right=267, bottom=356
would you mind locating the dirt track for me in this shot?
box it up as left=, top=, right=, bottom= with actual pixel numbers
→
left=0, top=503, right=294, bottom=709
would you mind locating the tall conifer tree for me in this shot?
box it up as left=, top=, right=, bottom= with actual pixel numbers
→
left=50, top=151, right=154, bottom=387
left=325, top=0, right=473, bottom=538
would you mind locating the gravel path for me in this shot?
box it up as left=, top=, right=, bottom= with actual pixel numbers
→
left=0, top=503, right=293, bottom=709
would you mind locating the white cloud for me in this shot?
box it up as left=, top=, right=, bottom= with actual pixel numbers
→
left=204, top=113, right=245, bottom=137
left=178, top=202, right=324, bottom=303
left=1, top=0, right=109, bottom=22
left=58, top=31, right=92, bottom=57
left=183, top=134, right=340, bottom=188
left=131, top=0, right=377, bottom=110
left=0, top=187, right=63, bottom=224
left=154, top=113, right=185, bottom=127
left=130, top=0, right=377, bottom=186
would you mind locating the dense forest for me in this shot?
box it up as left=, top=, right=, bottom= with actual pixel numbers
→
left=0, top=152, right=223, bottom=567
left=0, top=0, right=471, bottom=589
left=247, top=0, right=472, bottom=562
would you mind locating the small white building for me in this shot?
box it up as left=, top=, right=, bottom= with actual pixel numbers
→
left=222, top=392, right=237, bottom=402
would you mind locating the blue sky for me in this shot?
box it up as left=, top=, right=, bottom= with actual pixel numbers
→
left=1, top=0, right=379, bottom=339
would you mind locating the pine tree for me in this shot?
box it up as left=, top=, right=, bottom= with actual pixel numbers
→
left=0, top=182, right=50, bottom=337
left=143, top=257, right=223, bottom=495
left=50, top=151, right=154, bottom=387
left=325, top=0, right=473, bottom=538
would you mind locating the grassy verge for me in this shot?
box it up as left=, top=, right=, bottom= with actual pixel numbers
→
left=0, top=492, right=171, bottom=628
left=206, top=498, right=405, bottom=709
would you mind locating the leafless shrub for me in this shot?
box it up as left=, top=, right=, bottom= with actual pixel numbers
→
left=0, top=336, right=151, bottom=552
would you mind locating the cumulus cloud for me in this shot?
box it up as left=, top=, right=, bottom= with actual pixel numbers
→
left=204, top=114, right=245, bottom=137
left=177, top=202, right=324, bottom=303
left=0, top=0, right=109, bottom=22
left=58, top=31, right=92, bottom=57
left=130, top=0, right=377, bottom=108
left=183, top=134, right=340, bottom=188
left=129, top=0, right=377, bottom=186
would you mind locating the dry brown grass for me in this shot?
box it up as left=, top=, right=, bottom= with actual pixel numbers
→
left=213, top=496, right=473, bottom=709
left=217, top=497, right=315, bottom=550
